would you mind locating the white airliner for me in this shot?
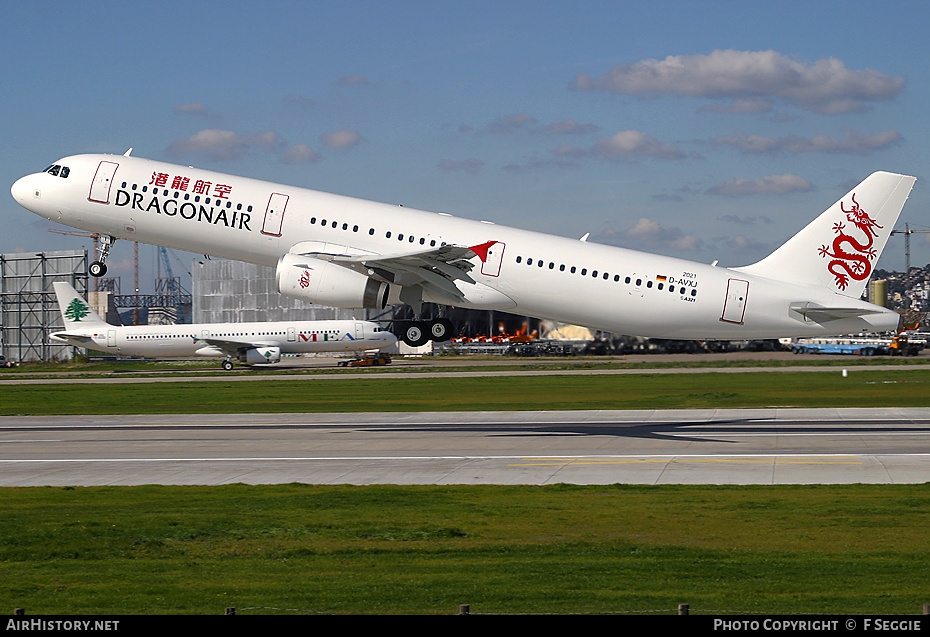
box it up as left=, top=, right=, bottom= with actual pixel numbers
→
left=49, top=281, right=396, bottom=369
left=12, top=151, right=915, bottom=344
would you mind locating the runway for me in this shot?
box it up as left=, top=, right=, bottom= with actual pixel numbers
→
left=2, top=407, right=930, bottom=486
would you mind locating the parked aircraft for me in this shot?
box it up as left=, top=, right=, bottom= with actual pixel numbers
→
left=49, top=282, right=396, bottom=369
left=13, top=152, right=915, bottom=344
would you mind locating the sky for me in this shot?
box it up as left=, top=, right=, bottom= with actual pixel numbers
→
left=1, top=0, right=928, bottom=293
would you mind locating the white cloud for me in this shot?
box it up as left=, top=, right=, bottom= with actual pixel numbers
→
left=713, top=130, right=902, bottom=154
left=322, top=129, right=363, bottom=149
left=707, top=174, right=814, bottom=197
left=167, top=129, right=281, bottom=161
left=280, top=143, right=321, bottom=164
left=338, top=75, right=371, bottom=85
left=573, top=50, right=904, bottom=113
left=438, top=159, right=484, bottom=174
left=594, top=130, right=684, bottom=160
left=699, top=99, right=773, bottom=114
left=283, top=95, right=316, bottom=110
left=599, top=217, right=702, bottom=252
left=173, top=103, right=220, bottom=118
left=536, top=119, right=600, bottom=135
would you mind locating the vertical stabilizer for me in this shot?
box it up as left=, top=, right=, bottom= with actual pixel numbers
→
left=736, top=171, right=916, bottom=298
left=53, top=282, right=110, bottom=330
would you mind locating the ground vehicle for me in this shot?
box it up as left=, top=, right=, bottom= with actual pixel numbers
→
left=338, top=354, right=393, bottom=367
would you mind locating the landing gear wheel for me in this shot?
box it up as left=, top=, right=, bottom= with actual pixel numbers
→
left=403, top=323, right=430, bottom=347
left=89, top=261, right=107, bottom=277
left=429, top=318, right=454, bottom=342
left=221, top=360, right=234, bottom=371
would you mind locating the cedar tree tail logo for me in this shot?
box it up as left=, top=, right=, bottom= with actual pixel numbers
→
left=818, top=193, right=882, bottom=291
left=65, top=298, right=90, bottom=322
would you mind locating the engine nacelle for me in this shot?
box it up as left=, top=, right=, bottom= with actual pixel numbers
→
left=239, top=346, right=281, bottom=365
left=276, top=253, right=389, bottom=309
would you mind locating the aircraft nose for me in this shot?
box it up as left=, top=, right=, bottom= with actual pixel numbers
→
left=10, top=175, right=35, bottom=204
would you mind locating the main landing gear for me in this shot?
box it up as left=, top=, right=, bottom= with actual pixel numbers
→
left=401, top=318, right=454, bottom=347
left=89, top=235, right=116, bottom=278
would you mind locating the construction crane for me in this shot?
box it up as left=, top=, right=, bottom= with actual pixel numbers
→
left=155, top=246, right=191, bottom=323
left=890, top=223, right=930, bottom=278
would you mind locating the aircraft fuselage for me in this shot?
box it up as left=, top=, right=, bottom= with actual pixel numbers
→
left=13, top=154, right=911, bottom=340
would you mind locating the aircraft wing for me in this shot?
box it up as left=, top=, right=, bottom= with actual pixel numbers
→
left=294, top=242, right=490, bottom=304
left=194, top=337, right=279, bottom=356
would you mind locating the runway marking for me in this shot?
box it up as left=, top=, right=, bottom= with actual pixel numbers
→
left=668, top=431, right=930, bottom=437
left=511, top=457, right=863, bottom=467
left=0, top=453, right=896, bottom=466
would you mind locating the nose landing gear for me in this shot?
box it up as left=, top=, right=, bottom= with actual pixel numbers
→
left=89, top=235, right=116, bottom=277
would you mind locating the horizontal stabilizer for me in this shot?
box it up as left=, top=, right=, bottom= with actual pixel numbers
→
left=789, top=302, right=887, bottom=323
left=50, top=331, right=96, bottom=343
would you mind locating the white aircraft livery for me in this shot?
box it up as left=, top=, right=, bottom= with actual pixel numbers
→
left=12, top=152, right=915, bottom=343
left=50, top=282, right=396, bottom=369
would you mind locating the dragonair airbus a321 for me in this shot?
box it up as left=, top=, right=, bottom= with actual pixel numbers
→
left=11, top=151, right=915, bottom=344
left=50, top=281, right=396, bottom=370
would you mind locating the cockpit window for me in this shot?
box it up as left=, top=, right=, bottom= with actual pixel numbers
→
left=44, top=164, right=70, bottom=178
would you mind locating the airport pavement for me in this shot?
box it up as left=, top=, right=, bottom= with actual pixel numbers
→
left=2, top=408, right=930, bottom=486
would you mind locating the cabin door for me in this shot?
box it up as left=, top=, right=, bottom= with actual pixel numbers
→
left=721, top=278, right=749, bottom=324
left=480, top=241, right=505, bottom=277
left=89, top=161, right=119, bottom=204
left=262, top=193, right=289, bottom=236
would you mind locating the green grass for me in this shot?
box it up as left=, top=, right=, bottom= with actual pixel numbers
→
left=3, top=369, right=930, bottom=414
left=2, top=484, right=930, bottom=614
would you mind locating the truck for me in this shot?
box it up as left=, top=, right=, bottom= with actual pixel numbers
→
left=791, top=334, right=925, bottom=356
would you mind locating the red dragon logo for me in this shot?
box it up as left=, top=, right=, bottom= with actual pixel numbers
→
left=818, top=193, right=882, bottom=291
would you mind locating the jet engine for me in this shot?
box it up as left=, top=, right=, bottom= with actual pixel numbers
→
left=276, top=253, right=389, bottom=309
left=239, top=347, right=281, bottom=365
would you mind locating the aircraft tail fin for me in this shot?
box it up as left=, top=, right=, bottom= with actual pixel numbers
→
left=52, top=282, right=110, bottom=330
left=735, top=171, right=916, bottom=299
